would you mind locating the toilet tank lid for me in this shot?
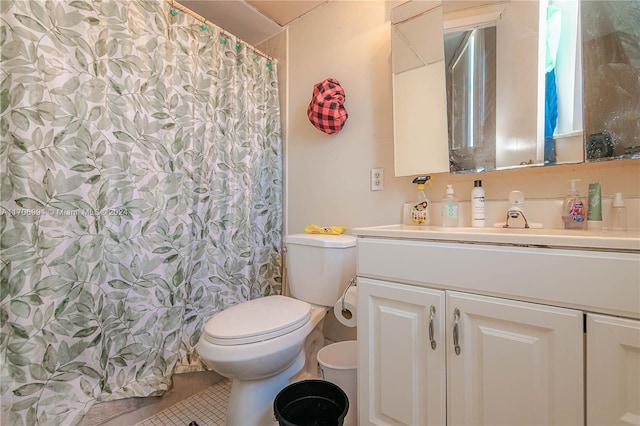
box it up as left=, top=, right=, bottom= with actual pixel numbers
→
left=286, top=234, right=356, bottom=248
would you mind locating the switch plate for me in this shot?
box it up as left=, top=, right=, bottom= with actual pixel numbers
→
left=371, top=168, right=384, bottom=191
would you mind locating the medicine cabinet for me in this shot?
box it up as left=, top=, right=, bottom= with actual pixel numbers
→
left=391, top=0, right=640, bottom=175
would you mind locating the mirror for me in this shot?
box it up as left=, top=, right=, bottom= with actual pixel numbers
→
left=391, top=0, right=640, bottom=176
left=582, top=0, right=640, bottom=162
left=444, top=25, right=497, bottom=172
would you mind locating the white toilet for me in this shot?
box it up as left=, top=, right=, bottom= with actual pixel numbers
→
left=196, top=233, right=357, bottom=425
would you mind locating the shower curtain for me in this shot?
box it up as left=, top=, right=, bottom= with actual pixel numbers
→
left=0, top=1, right=283, bottom=424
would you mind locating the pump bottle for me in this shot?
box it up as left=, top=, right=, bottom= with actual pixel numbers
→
left=610, top=193, right=627, bottom=231
left=411, top=176, right=431, bottom=225
left=441, top=184, right=459, bottom=227
left=562, top=179, right=587, bottom=230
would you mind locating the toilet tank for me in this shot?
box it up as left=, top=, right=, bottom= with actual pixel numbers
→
left=285, top=234, right=357, bottom=307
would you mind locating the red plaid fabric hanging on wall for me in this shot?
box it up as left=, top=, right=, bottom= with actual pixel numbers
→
left=307, top=78, right=348, bottom=134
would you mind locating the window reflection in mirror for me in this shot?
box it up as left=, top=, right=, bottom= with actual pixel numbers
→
left=445, top=26, right=496, bottom=172
left=442, top=0, right=583, bottom=174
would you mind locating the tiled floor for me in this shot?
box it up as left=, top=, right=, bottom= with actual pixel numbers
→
left=135, top=379, right=231, bottom=426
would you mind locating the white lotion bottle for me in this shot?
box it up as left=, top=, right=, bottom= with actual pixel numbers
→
left=471, top=179, right=485, bottom=227
left=441, top=184, right=459, bottom=227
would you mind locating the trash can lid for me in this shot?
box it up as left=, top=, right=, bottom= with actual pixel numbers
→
left=318, top=340, right=358, bottom=369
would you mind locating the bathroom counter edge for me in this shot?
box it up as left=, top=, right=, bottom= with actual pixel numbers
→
left=352, top=225, right=640, bottom=252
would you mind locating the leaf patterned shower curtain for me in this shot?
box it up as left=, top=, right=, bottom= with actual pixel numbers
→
left=0, top=1, right=283, bottom=424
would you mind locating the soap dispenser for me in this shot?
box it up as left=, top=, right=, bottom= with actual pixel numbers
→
left=441, top=184, right=459, bottom=227
left=411, top=176, right=431, bottom=225
left=562, top=179, right=587, bottom=230
left=610, top=193, right=627, bottom=231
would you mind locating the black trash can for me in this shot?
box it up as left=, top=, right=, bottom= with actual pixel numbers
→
left=273, top=379, right=349, bottom=426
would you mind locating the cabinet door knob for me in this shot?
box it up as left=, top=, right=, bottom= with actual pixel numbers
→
left=453, top=308, right=461, bottom=355
left=428, top=305, right=437, bottom=350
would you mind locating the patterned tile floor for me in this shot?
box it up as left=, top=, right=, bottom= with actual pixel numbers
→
left=135, top=379, right=231, bottom=426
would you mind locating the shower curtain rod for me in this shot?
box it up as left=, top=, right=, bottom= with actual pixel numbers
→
left=168, top=0, right=276, bottom=63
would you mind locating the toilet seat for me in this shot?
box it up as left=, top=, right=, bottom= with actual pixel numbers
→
left=202, top=295, right=311, bottom=346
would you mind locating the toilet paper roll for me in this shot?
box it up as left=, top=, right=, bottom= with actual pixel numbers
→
left=334, top=286, right=357, bottom=327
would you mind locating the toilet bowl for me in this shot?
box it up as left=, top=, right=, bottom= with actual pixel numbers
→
left=196, top=234, right=357, bottom=425
left=196, top=296, right=328, bottom=424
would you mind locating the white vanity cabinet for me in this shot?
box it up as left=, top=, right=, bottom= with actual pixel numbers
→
left=354, top=229, right=640, bottom=426
left=358, top=278, right=446, bottom=425
left=446, top=291, right=583, bottom=426
left=586, top=314, right=640, bottom=426
left=358, top=278, right=583, bottom=425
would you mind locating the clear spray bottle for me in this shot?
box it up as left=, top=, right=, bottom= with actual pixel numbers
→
left=610, top=193, right=627, bottom=231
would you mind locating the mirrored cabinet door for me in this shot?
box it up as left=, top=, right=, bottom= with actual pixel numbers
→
left=391, top=0, right=450, bottom=177
left=391, top=0, right=638, bottom=176
left=444, top=0, right=584, bottom=172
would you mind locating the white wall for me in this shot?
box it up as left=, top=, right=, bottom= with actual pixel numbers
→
left=284, top=0, right=639, bottom=235
left=286, top=0, right=412, bottom=235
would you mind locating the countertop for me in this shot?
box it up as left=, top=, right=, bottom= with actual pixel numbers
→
left=352, top=224, right=640, bottom=252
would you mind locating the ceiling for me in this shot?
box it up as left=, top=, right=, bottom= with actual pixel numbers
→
left=179, top=0, right=327, bottom=45
left=177, top=1, right=509, bottom=46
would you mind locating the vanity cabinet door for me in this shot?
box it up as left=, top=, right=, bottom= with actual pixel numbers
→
left=357, top=278, right=445, bottom=426
left=446, top=291, right=584, bottom=426
left=587, top=314, right=640, bottom=425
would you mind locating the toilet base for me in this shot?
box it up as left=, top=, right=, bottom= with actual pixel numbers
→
left=225, top=324, right=325, bottom=425
left=226, top=351, right=304, bottom=425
